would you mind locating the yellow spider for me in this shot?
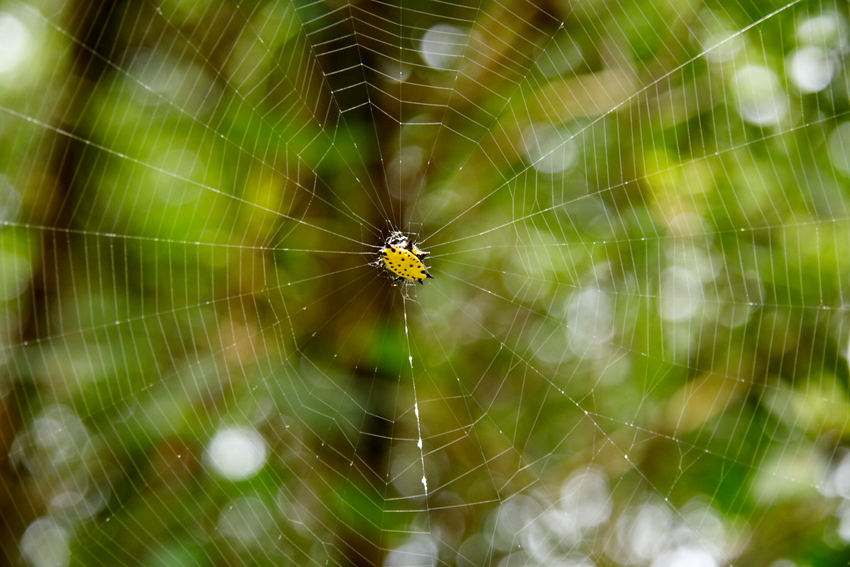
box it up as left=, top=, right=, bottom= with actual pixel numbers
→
left=372, top=231, right=434, bottom=285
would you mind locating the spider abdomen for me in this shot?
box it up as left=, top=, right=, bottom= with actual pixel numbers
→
left=380, top=246, right=433, bottom=283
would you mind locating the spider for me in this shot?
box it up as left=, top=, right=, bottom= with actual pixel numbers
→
left=371, top=231, right=434, bottom=285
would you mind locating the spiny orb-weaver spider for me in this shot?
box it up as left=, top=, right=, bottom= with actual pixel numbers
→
left=371, top=231, right=434, bottom=285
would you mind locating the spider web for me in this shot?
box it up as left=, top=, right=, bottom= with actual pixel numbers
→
left=2, top=0, right=850, bottom=566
